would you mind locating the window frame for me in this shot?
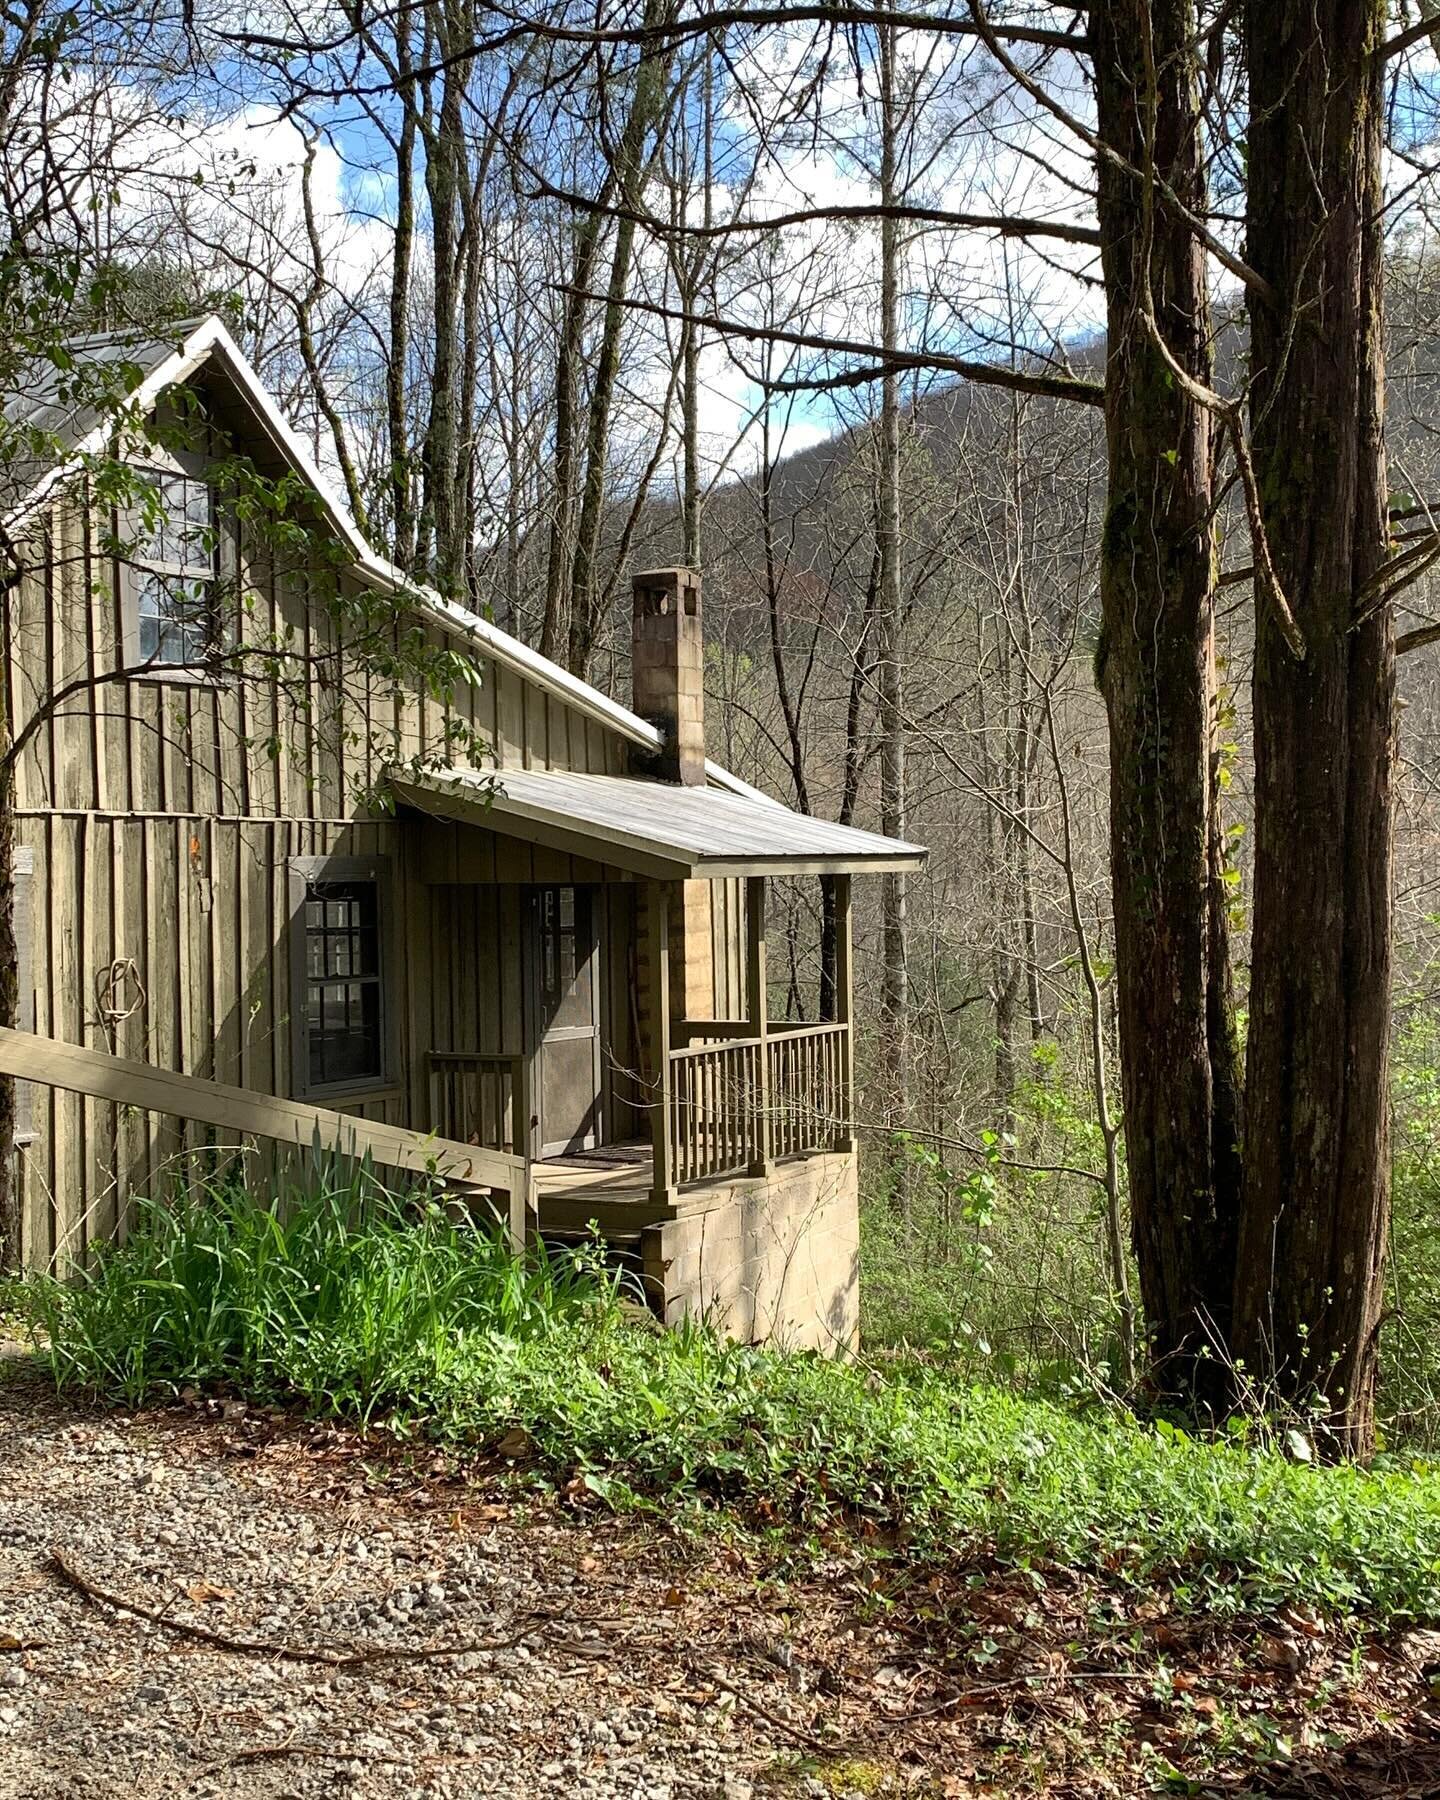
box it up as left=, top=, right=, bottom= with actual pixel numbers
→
left=287, top=854, right=398, bottom=1102
left=118, top=447, right=232, bottom=683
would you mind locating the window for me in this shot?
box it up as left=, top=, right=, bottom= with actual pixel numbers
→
left=289, top=857, right=392, bottom=1096
left=128, top=468, right=219, bottom=668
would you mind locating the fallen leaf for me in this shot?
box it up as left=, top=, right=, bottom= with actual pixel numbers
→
left=1258, top=1632, right=1303, bottom=1673
left=186, top=1582, right=235, bottom=1605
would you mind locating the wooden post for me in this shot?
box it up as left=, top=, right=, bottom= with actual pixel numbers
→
left=510, top=1052, right=533, bottom=1161
left=834, top=873, right=857, bottom=1153
left=508, top=1051, right=535, bottom=1254
left=746, top=875, right=772, bottom=1176
left=646, top=881, right=675, bottom=1201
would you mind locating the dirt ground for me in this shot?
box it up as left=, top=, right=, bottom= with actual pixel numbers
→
left=3, top=1360, right=1440, bottom=1800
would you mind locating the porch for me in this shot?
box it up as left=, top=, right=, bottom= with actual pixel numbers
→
left=394, top=761, right=921, bottom=1344
left=427, top=1004, right=852, bottom=1236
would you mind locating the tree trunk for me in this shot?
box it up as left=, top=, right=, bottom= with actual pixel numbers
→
left=386, top=17, right=417, bottom=570
left=566, top=0, right=675, bottom=678
left=542, top=205, right=605, bottom=662
left=821, top=549, right=878, bottom=1021
left=876, top=14, right=909, bottom=1163
left=1233, top=0, right=1393, bottom=1456
left=418, top=0, right=467, bottom=595
left=0, top=738, right=17, bottom=1268
left=1091, top=0, right=1243, bottom=1402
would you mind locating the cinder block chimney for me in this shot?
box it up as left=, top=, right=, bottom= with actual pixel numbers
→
left=632, top=567, right=705, bottom=786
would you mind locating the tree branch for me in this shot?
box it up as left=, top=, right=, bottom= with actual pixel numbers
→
left=1377, top=14, right=1440, bottom=60
left=1398, top=621, right=1440, bottom=655
left=558, top=286, right=1107, bottom=406
left=524, top=162, right=1102, bottom=247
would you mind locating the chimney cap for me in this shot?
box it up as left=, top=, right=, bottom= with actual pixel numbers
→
left=633, top=566, right=701, bottom=617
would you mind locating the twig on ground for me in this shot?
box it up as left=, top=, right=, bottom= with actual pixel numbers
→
left=48, top=1545, right=551, bottom=1668
left=688, top=1658, right=836, bottom=1753
left=876, top=1666, right=1153, bottom=1724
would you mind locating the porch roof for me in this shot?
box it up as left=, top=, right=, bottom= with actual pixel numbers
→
left=393, top=766, right=927, bottom=879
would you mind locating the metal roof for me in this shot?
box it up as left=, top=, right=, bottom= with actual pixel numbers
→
left=394, top=766, right=927, bottom=878
left=3, top=319, right=209, bottom=444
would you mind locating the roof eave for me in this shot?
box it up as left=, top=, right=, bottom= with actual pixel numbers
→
left=692, top=852, right=928, bottom=877
left=394, top=770, right=928, bottom=880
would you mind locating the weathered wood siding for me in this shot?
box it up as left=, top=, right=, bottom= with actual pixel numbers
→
left=5, top=373, right=746, bottom=1266
left=4, top=474, right=624, bottom=1262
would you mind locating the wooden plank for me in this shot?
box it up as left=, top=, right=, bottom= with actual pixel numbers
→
left=498, top=665, right=525, bottom=766
left=646, top=882, right=674, bottom=1200
left=85, top=816, right=118, bottom=1247
left=24, top=823, right=54, bottom=1269
left=0, top=1026, right=526, bottom=1193
left=746, top=876, right=771, bottom=1176
left=833, top=874, right=856, bottom=1154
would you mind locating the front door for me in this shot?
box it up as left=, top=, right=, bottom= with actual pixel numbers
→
left=528, top=885, right=602, bottom=1158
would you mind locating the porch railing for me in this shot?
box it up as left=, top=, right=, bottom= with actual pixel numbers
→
left=428, top=1020, right=849, bottom=1192
left=766, top=1022, right=848, bottom=1163
left=668, top=1038, right=763, bottom=1185
left=427, top=1051, right=529, bottom=1156
left=666, top=1021, right=848, bottom=1187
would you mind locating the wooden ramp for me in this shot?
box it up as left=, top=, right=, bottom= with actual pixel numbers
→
left=0, top=1027, right=533, bottom=1246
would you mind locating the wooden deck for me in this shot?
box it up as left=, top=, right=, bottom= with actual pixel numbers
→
left=530, top=1140, right=761, bottom=1235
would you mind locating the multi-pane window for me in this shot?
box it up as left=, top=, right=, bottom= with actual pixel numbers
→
left=302, top=879, right=385, bottom=1090
left=130, top=469, right=218, bottom=666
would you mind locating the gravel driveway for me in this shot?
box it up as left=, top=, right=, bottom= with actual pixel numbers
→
left=10, top=1359, right=1440, bottom=1800
left=0, top=1365, right=822, bottom=1800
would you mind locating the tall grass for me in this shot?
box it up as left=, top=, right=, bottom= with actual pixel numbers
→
left=14, top=1155, right=619, bottom=1416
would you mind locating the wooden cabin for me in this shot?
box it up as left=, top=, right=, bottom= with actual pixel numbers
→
left=0, top=316, right=925, bottom=1350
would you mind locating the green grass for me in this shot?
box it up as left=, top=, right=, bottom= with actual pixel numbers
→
left=11, top=1157, right=1440, bottom=1629
left=9, top=1157, right=611, bottom=1417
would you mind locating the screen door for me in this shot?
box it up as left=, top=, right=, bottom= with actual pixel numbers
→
left=528, top=886, right=602, bottom=1157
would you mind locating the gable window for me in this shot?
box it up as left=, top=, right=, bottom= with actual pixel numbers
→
left=126, top=467, right=220, bottom=668
left=288, top=857, right=392, bottom=1097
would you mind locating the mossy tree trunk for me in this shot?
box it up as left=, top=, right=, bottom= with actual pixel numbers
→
left=1091, top=0, right=1244, bottom=1401
left=1233, top=0, right=1393, bottom=1456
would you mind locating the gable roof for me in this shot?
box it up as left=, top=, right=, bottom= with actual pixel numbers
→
left=3, top=313, right=781, bottom=803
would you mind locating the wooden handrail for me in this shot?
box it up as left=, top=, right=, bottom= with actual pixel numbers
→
left=0, top=1026, right=534, bottom=1243
left=672, top=1019, right=752, bottom=1047
left=669, top=1021, right=846, bottom=1062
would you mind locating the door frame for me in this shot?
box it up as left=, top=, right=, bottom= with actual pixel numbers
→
left=524, top=883, right=604, bottom=1159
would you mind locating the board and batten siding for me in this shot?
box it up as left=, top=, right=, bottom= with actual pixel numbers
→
left=2, top=444, right=639, bottom=1266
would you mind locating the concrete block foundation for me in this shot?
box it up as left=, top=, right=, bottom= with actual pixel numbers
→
left=640, top=1151, right=859, bottom=1354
